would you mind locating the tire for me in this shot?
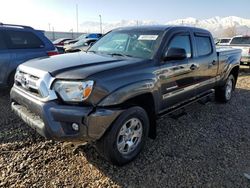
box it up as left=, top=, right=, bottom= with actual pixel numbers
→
left=8, top=72, right=15, bottom=88
left=95, top=106, right=149, bottom=166
left=215, top=74, right=235, bottom=103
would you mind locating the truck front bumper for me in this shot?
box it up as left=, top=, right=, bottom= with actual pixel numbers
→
left=10, top=87, right=123, bottom=142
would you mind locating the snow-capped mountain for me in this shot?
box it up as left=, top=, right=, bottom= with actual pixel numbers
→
left=80, top=20, right=158, bottom=33
left=166, top=16, right=250, bottom=37
left=80, top=16, right=250, bottom=37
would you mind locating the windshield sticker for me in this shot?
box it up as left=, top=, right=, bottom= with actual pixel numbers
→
left=138, top=35, right=158, bottom=40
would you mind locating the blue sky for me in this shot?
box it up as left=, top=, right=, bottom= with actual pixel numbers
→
left=1, top=0, right=250, bottom=31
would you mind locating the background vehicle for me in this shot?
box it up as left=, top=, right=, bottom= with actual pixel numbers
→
left=228, top=35, right=250, bottom=66
left=64, top=38, right=99, bottom=53
left=53, top=38, right=72, bottom=46
left=216, top=38, right=231, bottom=45
left=64, top=33, right=102, bottom=45
left=0, top=23, right=58, bottom=88
left=11, top=26, right=241, bottom=165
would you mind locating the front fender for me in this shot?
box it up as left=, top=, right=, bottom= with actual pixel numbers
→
left=98, top=79, right=160, bottom=110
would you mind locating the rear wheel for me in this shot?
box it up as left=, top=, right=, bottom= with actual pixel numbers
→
left=95, top=106, right=149, bottom=166
left=215, top=75, right=235, bottom=103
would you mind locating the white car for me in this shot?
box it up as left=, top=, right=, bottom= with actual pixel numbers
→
left=216, top=38, right=231, bottom=46
left=229, top=36, right=250, bottom=66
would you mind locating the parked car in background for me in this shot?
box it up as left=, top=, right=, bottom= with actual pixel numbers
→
left=11, top=26, right=241, bottom=165
left=64, top=33, right=102, bottom=45
left=53, top=38, right=72, bottom=54
left=227, top=35, right=250, bottom=66
left=0, top=23, right=58, bottom=88
left=216, top=38, right=231, bottom=46
left=53, top=38, right=72, bottom=46
left=64, top=38, right=99, bottom=53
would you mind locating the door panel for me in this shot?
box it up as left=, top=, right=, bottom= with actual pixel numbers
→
left=159, top=32, right=198, bottom=111
left=193, top=34, right=217, bottom=94
left=159, top=59, right=197, bottom=110
left=0, top=32, right=11, bottom=85
left=0, top=51, right=12, bottom=85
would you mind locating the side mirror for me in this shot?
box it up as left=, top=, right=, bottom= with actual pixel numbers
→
left=84, top=42, right=95, bottom=47
left=163, top=48, right=187, bottom=61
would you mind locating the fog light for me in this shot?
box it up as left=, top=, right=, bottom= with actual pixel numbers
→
left=72, top=123, right=79, bottom=131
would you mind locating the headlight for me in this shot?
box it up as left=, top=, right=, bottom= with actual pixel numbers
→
left=53, top=80, right=94, bottom=102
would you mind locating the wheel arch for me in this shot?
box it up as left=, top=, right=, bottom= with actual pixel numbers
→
left=229, top=65, right=239, bottom=88
left=99, top=89, right=159, bottom=139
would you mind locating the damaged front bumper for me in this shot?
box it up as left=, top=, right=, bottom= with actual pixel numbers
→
left=10, top=86, right=123, bottom=142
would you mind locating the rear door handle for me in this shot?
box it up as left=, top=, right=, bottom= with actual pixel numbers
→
left=190, top=64, right=199, bottom=70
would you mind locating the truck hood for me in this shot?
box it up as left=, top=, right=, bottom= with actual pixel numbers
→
left=22, top=52, right=145, bottom=79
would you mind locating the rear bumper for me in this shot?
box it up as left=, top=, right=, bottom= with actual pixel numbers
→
left=10, top=86, right=123, bottom=142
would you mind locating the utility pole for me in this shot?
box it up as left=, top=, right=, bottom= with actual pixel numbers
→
left=70, top=29, right=73, bottom=38
left=52, top=27, right=55, bottom=41
left=76, top=4, right=79, bottom=33
left=99, top=14, right=102, bottom=34
left=48, top=23, right=51, bottom=31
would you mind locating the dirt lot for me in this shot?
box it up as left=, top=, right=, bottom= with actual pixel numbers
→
left=0, top=69, right=250, bottom=188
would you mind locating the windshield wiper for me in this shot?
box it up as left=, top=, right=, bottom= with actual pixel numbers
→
left=87, top=50, right=97, bottom=54
left=108, top=53, right=133, bottom=58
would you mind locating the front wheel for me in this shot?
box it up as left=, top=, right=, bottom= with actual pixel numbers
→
left=95, top=106, right=149, bottom=166
left=215, top=75, right=235, bottom=103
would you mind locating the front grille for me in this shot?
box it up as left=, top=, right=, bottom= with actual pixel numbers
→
left=15, top=71, right=42, bottom=97
left=14, top=66, right=57, bottom=102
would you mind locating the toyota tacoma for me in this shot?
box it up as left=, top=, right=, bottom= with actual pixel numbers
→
left=10, top=26, right=241, bottom=165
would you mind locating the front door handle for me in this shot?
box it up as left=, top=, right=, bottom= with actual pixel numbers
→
left=211, top=60, right=216, bottom=65
left=208, top=60, right=217, bottom=68
left=190, top=64, right=199, bottom=70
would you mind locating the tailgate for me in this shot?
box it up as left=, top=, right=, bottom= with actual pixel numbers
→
left=230, top=45, right=250, bottom=56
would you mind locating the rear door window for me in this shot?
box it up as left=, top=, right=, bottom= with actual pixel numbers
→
left=4, top=30, right=45, bottom=49
left=0, top=32, right=7, bottom=50
left=195, top=35, right=212, bottom=56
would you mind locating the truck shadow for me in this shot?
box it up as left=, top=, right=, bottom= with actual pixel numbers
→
left=79, top=86, right=250, bottom=187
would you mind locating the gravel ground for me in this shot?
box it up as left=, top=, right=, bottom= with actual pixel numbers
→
left=0, top=68, right=250, bottom=187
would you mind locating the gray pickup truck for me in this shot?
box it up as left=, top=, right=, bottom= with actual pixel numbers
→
left=10, top=26, right=241, bottom=165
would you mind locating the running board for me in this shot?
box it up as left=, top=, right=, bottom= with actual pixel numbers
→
left=158, top=90, right=215, bottom=119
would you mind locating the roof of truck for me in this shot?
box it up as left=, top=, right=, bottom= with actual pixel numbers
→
left=114, top=25, right=210, bottom=33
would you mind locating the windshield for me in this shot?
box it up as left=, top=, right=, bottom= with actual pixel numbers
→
left=53, top=38, right=66, bottom=43
left=220, top=39, right=231, bottom=43
left=74, top=39, right=88, bottom=46
left=88, top=30, right=164, bottom=59
left=77, top=34, right=88, bottom=40
left=230, top=37, right=250, bottom=45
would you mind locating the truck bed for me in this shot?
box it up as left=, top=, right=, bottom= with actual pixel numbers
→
left=216, top=47, right=242, bottom=75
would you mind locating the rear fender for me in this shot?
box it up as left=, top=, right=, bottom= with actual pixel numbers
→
left=218, top=56, right=240, bottom=86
